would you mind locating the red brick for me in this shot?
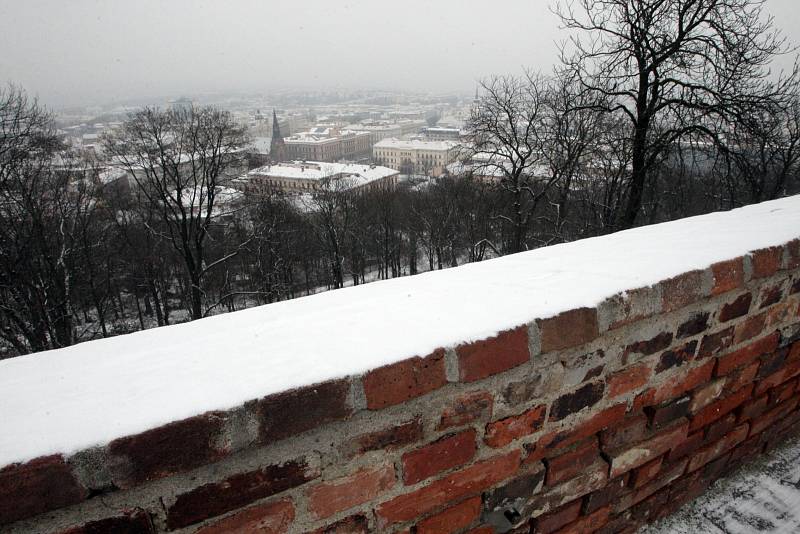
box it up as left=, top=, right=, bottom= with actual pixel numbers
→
left=769, top=378, right=797, bottom=405
left=656, top=341, right=698, bottom=374
left=666, top=430, right=705, bottom=462
left=749, top=397, right=800, bottom=436
left=630, top=456, right=663, bottom=489
left=645, top=396, right=691, bottom=430
left=548, top=381, right=605, bottom=421
left=552, top=506, right=611, bottom=534
left=0, top=454, right=87, bottom=525
left=484, top=405, right=546, bottom=448
left=754, top=359, right=800, bottom=396
left=601, top=286, right=660, bottom=330
left=341, top=418, right=423, bottom=458
left=759, top=283, right=785, bottom=309
left=544, top=437, right=600, bottom=486
left=687, top=424, right=748, bottom=472
left=786, top=239, right=800, bottom=269
left=458, top=327, right=530, bottom=382
left=530, top=404, right=628, bottom=462
left=538, top=308, right=599, bottom=353
left=583, top=475, right=629, bottom=514
left=738, top=395, right=769, bottom=422
left=403, top=430, right=477, bottom=484
left=697, top=327, right=735, bottom=359
left=734, top=312, right=768, bottom=344
left=711, top=257, right=745, bottom=296
left=790, top=341, right=800, bottom=362
left=730, top=435, right=764, bottom=462
left=167, top=457, right=317, bottom=528
left=766, top=301, right=794, bottom=327
left=599, top=415, right=649, bottom=450
left=661, top=270, right=708, bottom=312
left=533, top=499, right=582, bottom=534
left=608, top=363, right=652, bottom=398
left=751, top=246, right=783, bottom=279
left=617, top=458, right=688, bottom=513
left=363, top=351, right=447, bottom=409
left=376, top=451, right=520, bottom=526
left=634, top=361, right=715, bottom=409
left=56, top=510, right=153, bottom=534
left=108, top=413, right=226, bottom=488
left=438, top=391, right=493, bottom=430
left=256, top=380, right=352, bottom=443
left=704, top=412, right=738, bottom=443
left=464, top=528, right=495, bottom=534
left=718, top=293, right=752, bottom=322
left=715, top=332, right=780, bottom=376
left=757, top=348, right=788, bottom=380
left=726, top=361, right=760, bottom=392
left=307, top=464, right=395, bottom=519
left=677, top=312, right=710, bottom=339
left=689, top=384, right=754, bottom=432
left=689, top=378, right=727, bottom=413
left=629, top=488, right=669, bottom=522
left=304, top=515, right=368, bottom=534
left=416, top=496, right=481, bottom=534
left=607, top=421, right=688, bottom=478
left=528, top=459, right=608, bottom=517
left=195, top=499, right=294, bottom=534
left=624, top=332, right=674, bottom=360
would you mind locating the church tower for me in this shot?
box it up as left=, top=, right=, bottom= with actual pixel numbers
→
left=269, top=109, right=287, bottom=163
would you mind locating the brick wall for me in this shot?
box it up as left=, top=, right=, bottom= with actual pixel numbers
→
left=2, top=241, right=800, bottom=533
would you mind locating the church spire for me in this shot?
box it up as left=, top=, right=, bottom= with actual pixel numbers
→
left=270, top=109, right=287, bottom=163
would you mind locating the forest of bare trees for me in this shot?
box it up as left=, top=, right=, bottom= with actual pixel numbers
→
left=2, top=0, right=800, bottom=357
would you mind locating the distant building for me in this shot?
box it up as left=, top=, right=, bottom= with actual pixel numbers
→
left=373, top=138, right=461, bottom=176
left=283, top=127, right=372, bottom=162
left=270, top=109, right=287, bottom=163
left=421, top=127, right=463, bottom=141
left=238, top=161, right=399, bottom=195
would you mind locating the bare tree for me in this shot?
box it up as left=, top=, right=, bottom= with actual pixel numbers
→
left=104, top=106, right=248, bottom=320
left=556, top=0, right=798, bottom=229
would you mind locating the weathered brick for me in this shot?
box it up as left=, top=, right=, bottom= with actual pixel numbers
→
left=599, top=286, right=660, bottom=331
left=607, top=421, right=689, bottom=478
left=730, top=435, right=763, bottom=463
left=108, top=413, right=226, bottom=488
left=704, top=412, right=738, bottom=443
left=307, top=463, right=395, bottom=520
left=689, top=378, right=727, bottom=413
left=757, top=349, right=788, bottom=379
left=376, top=451, right=520, bottom=526
left=608, top=363, right=652, bottom=398
left=167, top=457, right=317, bottom=528
left=363, top=351, right=446, bottom=409
left=687, top=424, right=748, bottom=472
left=725, top=361, right=760, bottom=392
left=697, top=327, right=735, bottom=359
left=195, top=499, right=294, bottom=534
left=661, top=270, right=708, bottom=312
left=256, top=380, right=351, bottom=443
left=787, top=239, right=800, bottom=269
left=630, top=455, right=663, bottom=488
left=0, top=455, right=87, bottom=525
left=552, top=506, right=611, bottom=534
left=677, top=312, right=710, bottom=339
left=689, top=384, right=754, bottom=432
left=634, top=361, right=715, bottom=409
left=583, top=475, right=628, bottom=514
left=548, top=381, right=605, bottom=421
left=711, top=257, right=745, bottom=296
left=718, top=293, right=752, bottom=322
left=438, top=391, right=493, bottom=430
left=759, top=283, right=785, bottom=309
left=457, top=327, right=529, bottom=382
left=751, top=246, right=783, bottom=279
left=665, top=431, right=704, bottom=463
left=529, top=404, right=628, bottom=462
left=538, top=308, right=599, bottom=353
left=341, top=418, right=423, bottom=458
left=544, top=437, right=600, bottom=486
left=738, top=395, right=769, bottom=422
left=656, top=341, right=697, bottom=373
left=416, top=496, right=481, bottom=534
left=645, top=396, right=691, bottom=430
left=485, top=405, right=546, bottom=448
left=304, top=515, right=368, bottom=534
left=528, top=459, right=608, bottom=517
left=753, top=359, right=800, bottom=396
left=734, top=312, right=768, bottom=344
left=599, top=415, right=649, bottom=450
left=57, top=510, right=153, bottom=534
left=533, top=499, right=582, bottom=534
left=624, top=332, right=673, bottom=360
left=617, top=458, right=688, bottom=513
left=769, top=378, right=797, bottom=405
left=715, top=332, right=780, bottom=376
left=749, top=397, right=800, bottom=436
left=484, top=463, right=546, bottom=516
left=403, top=430, right=477, bottom=484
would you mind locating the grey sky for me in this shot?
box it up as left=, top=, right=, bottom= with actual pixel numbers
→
left=2, top=0, right=799, bottom=108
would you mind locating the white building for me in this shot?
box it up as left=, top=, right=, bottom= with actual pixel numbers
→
left=373, top=138, right=461, bottom=176
left=238, top=161, right=399, bottom=195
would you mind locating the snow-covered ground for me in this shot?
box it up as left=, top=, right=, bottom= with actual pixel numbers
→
left=1, top=196, right=799, bottom=468
left=644, top=434, right=800, bottom=534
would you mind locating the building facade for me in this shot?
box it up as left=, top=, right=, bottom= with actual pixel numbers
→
left=373, top=138, right=461, bottom=176
left=238, top=161, right=399, bottom=195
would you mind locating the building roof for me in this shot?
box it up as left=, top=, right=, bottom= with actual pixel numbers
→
left=373, top=138, right=461, bottom=151
left=245, top=161, right=398, bottom=188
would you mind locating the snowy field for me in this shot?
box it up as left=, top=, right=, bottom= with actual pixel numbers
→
left=643, top=435, right=800, bottom=534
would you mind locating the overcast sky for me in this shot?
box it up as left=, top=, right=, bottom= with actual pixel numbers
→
left=2, top=0, right=800, bottom=108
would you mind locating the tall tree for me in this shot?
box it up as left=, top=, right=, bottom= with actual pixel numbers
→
left=556, top=0, right=797, bottom=228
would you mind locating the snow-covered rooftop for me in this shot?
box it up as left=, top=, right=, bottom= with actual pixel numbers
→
left=1, top=196, right=799, bottom=467
left=374, top=138, right=461, bottom=151
left=246, top=161, right=398, bottom=186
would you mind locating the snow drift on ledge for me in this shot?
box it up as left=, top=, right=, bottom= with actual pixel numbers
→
left=1, top=196, right=799, bottom=467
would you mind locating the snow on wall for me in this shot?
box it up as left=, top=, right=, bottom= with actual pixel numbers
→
left=1, top=196, right=799, bottom=467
